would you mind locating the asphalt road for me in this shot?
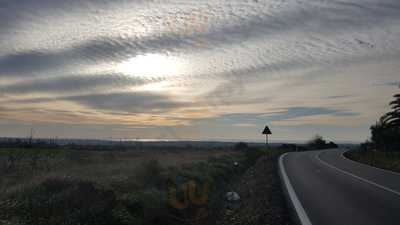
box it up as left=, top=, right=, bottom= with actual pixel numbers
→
left=280, top=149, right=400, bottom=225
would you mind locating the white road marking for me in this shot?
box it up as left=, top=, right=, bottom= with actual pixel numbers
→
left=279, top=153, right=313, bottom=225
left=316, top=152, right=400, bottom=198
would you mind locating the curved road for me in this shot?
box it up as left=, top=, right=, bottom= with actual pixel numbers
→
left=280, top=149, right=400, bottom=225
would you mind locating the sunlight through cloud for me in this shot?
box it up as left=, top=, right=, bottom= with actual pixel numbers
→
left=117, top=53, right=185, bottom=78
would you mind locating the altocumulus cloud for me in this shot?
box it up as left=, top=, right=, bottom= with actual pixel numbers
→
left=0, top=73, right=163, bottom=95
left=4, top=92, right=191, bottom=114
left=64, top=92, right=191, bottom=113
left=0, top=0, right=399, bottom=141
left=208, top=107, right=359, bottom=126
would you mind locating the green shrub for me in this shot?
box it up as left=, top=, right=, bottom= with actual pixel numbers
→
left=234, top=142, right=249, bottom=151
left=102, top=151, right=117, bottom=161
left=244, top=147, right=266, bottom=165
left=116, top=189, right=169, bottom=225
left=346, top=150, right=400, bottom=173
left=136, top=159, right=165, bottom=188
left=137, top=189, right=169, bottom=224
left=1, top=177, right=119, bottom=225
left=112, top=205, right=143, bottom=225
left=0, top=150, right=269, bottom=225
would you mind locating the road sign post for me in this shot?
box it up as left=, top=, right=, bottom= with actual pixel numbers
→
left=262, top=126, right=272, bottom=147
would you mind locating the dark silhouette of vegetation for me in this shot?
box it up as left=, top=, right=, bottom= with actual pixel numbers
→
left=1, top=149, right=59, bottom=174
left=345, top=150, right=400, bottom=173
left=0, top=138, right=261, bottom=152
left=369, top=88, right=400, bottom=153
left=306, top=134, right=338, bottom=150
left=234, top=142, right=249, bottom=151
left=384, top=92, right=400, bottom=128
left=1, top=178, right=119, bottom=225
left=277, top=144, right=306, bottom=152
left=345, top=88, right=400, bottom=172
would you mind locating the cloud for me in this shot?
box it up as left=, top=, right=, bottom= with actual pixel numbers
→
left=5, top=92, right=191, bottom=114
left=0, top=93, right=195, bottom=127
left=268, top=107, right=359, bottom=121
left=203, top=107, right=359, bottom=126
left=64, top=92, right=190, bottom=113
left=325, top=95, right=355, bottom=99
left=2, top=0, right=400, bottom=79
left=0, top=51, right=63, bottom=76
left=0, top=0, right=399, bottom=141
left=0, top=73, right=162, bottom=95
left=232, top=123, right=257, bottom=128
left=2, top=91, right=193, bottom=115
left=379, top=81, right=400, bottom=87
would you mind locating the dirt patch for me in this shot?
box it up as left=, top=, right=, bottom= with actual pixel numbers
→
left=215, top=155, right=291, bottom=225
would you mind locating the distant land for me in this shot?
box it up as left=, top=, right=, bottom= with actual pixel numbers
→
left=0, top=137, right=359, bottom=147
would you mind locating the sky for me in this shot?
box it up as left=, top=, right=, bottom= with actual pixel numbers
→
left=0, top=0, right=399, bottom=143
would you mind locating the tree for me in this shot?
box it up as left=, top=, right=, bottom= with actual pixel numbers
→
left=306, top=134, right=338, bottom=150
left=383, top=91, right=400, bottom=129
left=370, top=88, right=400, bottom=152
left=327, top=141, right=338, bottom=149
left=307, top=135, right=326, bottom=150
left=370, top=118, right=389, bottom=152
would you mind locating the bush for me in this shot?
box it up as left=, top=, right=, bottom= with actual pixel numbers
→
left=234, top=142, right=249, bottom=151
left=3, top=149, right=25, bottom=173
left=306, top=135, right=338, bottom=150
left=102, top=151, right=117, bottom=161
left=327, top=141, right=338, bottom=149
left=244, top=147, right=266, bottom=165
left=0, top=151, right=268, bottom=225
left=64, top=150, right=89, bottom=164
left=136, top=159, right=165, bottom=188
left=1, top=177, right=119, bottom=225
left=346, top=150, right=400, bottom=173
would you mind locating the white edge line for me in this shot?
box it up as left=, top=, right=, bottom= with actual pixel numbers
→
left=316, top=152, right=400, bottom=198
left=340, top=151, right=400, bottom=176
left=279, top=153, right=312, bottom=225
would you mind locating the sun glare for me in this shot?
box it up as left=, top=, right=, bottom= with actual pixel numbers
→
left=117, top=53, right=184, bottom=78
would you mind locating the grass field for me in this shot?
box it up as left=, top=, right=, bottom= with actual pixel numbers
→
left=345, top=150, right=400, bottom=173
left=0, top=146, right=272, bottom=225
left=0, top=148, right=239, bottom=191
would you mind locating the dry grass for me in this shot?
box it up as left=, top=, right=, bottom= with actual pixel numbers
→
left=345, top=150, right=400, bottom=173
left=0, top=148, right=239, bottom=194
left=0, top=147, right=259, bottom=225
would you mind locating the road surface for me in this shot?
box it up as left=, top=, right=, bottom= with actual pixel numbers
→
left=280, top=149, right=400, bottom=225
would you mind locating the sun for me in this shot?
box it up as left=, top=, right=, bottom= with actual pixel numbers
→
left=117, top=53, right=184, bottom=78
